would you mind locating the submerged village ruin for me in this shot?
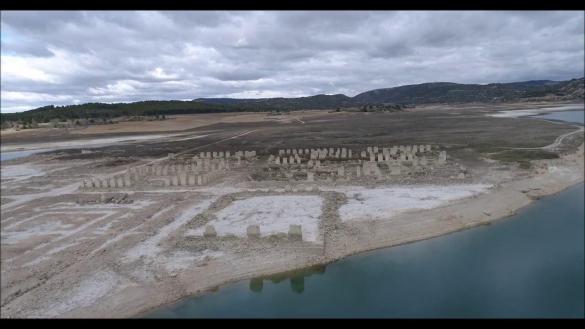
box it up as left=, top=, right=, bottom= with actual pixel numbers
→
left=78, top=144, right=455, bottom=242
left=1, top=103, right=584, bottom=318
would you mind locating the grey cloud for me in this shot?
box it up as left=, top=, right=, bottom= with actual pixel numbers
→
left=1, top=11, right=583, bottom=113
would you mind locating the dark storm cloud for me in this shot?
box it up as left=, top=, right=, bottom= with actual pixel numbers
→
left=1, top=11, right=583, bottom=112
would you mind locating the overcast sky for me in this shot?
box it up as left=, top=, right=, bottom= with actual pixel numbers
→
left=1, top=11, right=583, bottom=113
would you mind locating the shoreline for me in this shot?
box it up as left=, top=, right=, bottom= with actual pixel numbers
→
left=1, top=112, right=583, bottom=318
left=123, top=145, right=584, bottom=319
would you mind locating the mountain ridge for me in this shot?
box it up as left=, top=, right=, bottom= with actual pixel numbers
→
left=2, top=77, right=583, bottom=123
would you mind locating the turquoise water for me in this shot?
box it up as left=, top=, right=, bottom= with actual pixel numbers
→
left=147, top=183, right=584, bottom=318
left=531, top=110, right=584, bottom=125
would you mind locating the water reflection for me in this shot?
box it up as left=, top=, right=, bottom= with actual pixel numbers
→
left=249, top=264, right=328, bottom=294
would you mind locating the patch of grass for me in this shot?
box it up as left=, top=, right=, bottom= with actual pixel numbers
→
left=488, top=149, right=559, bottom=167
left=518, top=160, right=532, bottom=169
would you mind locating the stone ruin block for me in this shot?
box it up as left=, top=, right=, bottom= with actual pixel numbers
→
left=283, top=157, right=288, bottom=165
left=204, top=225, right=217, bottom=238
left=390, top=167, right=401, bottom=175
left=288, top=225, right=303, bottom=241
left=179, top=174, right=187, bottom=186
left=168, top=153, right=176, bottom=160
left=307, top=172, right=314, bottom=182
left=348, top=150, right=352, bottom=158
left=337, top=166, right=345, bottom=177
left=247, top=225, right=261, bottom=239
left=373, top=146, right=378, bottom=153
left=367, top=146, right=372, bottom=153
left=361, top=151, right=366, bottom=158
left=438, top=151, right=447, bottom=164
left=279, top=149, right=284, bottom=155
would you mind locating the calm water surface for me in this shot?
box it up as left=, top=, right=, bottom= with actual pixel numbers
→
left=531, top=110, right=584, bottom=125
left=148, top=183, right=584, bottom=318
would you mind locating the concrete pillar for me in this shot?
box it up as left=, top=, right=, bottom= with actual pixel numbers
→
left=247, top=225, right=261, bottom=239
left=288, top=225, right=302, bottom=241
left=124, top=175, right=131, bottom=186
left=439, top=151, right=447, bottom=164
left=204, top=225, right=217, bottom=238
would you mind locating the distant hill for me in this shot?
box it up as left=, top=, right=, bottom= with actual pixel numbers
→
left=2, top=77, right=583, bottom=124
left=352, top=78, right=584, bottom=104
left=194, top=94, right=353, bottom=110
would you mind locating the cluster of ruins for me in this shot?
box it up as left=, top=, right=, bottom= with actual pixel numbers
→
left=265, top=145, right=452, bottom=182
left=79, top=144, right=463, bottom=192
left=201, top=223, right=303, bottom=241
left=81, top=149, right=258, bottom=190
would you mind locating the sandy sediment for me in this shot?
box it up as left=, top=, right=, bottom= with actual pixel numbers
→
left=1, top=123, right=583, bottom=318
left=49, top=145, right=584, bottom=318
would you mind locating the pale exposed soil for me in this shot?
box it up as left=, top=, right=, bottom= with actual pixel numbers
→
left=1, top=102, right=583, bottom=318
